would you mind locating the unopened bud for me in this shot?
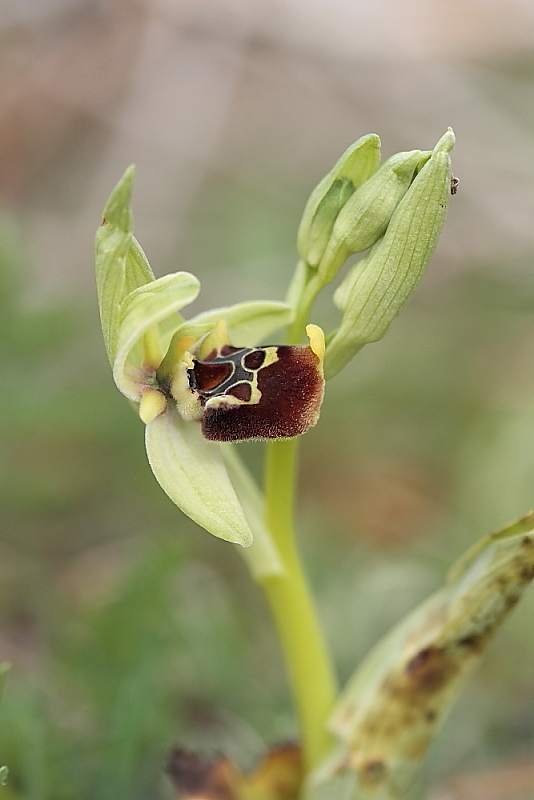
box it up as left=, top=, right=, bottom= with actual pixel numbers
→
left=317, top=149, right=431, bottom=285
left=297, top=134, right=381, bottom=268
left=325, top=129, right=455, bottom=379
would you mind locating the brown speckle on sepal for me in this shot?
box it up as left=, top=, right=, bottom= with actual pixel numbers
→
left=199, top=345, right=324, bottom=442
left=325, top=520, right=534, bottom=799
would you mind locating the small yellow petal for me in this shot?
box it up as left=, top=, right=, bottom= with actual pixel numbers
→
left=306, top=323, right=325, bottom=363
left=198, top=319, right=230, bottom=360
left=139, top=388, right=167, bottom=424
left=142, top=327, right=162, bottom=370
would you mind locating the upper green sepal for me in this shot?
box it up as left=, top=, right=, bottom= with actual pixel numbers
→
left=102, top=164, right=134, bottom=232
left=95, top=165, right=155, bottom=365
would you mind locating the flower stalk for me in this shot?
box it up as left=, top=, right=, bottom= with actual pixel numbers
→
left=260, top=437, right=338, bottom=772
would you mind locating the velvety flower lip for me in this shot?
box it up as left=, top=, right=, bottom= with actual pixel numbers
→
left=187, top=325, right=325, bottom=443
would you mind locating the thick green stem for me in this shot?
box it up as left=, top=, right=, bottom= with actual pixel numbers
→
left=258, top=438, right=338, bottom=772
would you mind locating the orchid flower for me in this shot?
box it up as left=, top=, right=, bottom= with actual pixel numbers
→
left=95, top=167, right=325, bottom=548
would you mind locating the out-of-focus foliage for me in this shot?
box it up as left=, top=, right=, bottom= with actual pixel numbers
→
left=1, top=1, right=534, bottom=798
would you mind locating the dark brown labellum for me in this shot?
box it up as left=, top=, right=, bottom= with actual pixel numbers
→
left=190, top=343, right=324, bottom=442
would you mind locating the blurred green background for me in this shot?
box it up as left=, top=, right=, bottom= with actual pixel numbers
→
left=0, top=1, right=534, bottom=798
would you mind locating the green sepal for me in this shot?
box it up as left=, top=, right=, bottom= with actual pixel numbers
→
left=95, top=166, right=135, bottom=364
left=192, top=300, right=293, bottom=345
left=145, top=406, right=253, bottom=546
left=125, top=235, right=155, bottom=292
left=307, top=511, right=534, bottom=800
left=297, top=135, right=381, bottom=268
left=113, top=272, right=200, bottom=400
left=95, top=167, right=158, bottom=365
left=331, top=248, right=374, bottom=314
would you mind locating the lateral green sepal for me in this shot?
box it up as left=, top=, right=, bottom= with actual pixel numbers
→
left=145, top=406, right=253, bottom=546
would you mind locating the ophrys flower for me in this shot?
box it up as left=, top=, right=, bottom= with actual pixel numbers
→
left=95, top=167, right=325, bottom=546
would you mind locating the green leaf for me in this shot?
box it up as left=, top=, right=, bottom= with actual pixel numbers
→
left=113, top=272, right=200, bottom=401
left=192, top=300, right=293, bottom=346
left=145, top=406, right=253, bottom=546
left=307, top=512, right=534, bottom=800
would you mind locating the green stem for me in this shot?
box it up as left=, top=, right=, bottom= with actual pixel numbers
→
left=258, top=438, right=338, bottom=772
left=287, top=274, right=323, bottom=344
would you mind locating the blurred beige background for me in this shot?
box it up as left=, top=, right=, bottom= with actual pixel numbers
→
left=1, top=0, right=534, bottom=302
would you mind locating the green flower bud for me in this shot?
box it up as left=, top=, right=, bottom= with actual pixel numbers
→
left=297, top=134, right=381, bottom=268
left=317, top=149, right=431, bottom=285
left=325, top=129, right=455, bottom=379
left=303, top=177, right=355, bottom=267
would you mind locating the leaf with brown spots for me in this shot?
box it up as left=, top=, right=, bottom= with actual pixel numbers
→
left=307, top=512, right=534, bottom=800
left=166, top=743, right=303, bottom=800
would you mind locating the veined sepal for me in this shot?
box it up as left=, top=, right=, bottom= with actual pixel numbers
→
left=145, top=405, right=253, bottom=546
left=317, top=149, right=431, bottom=285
